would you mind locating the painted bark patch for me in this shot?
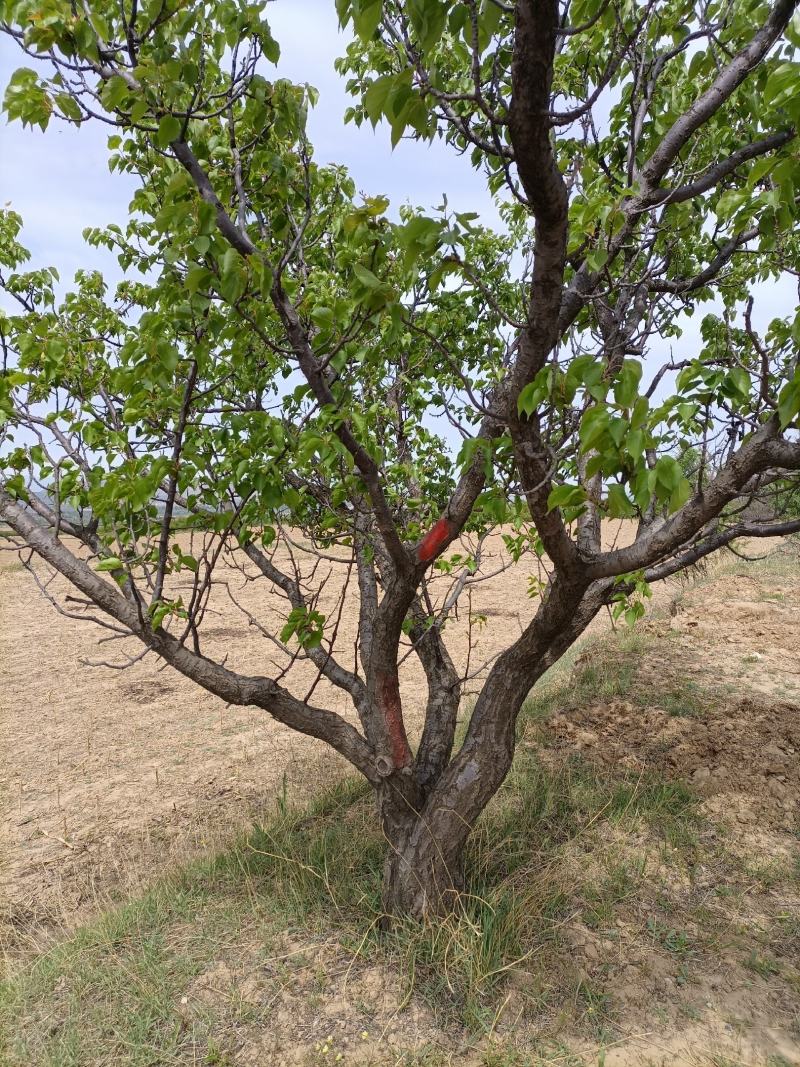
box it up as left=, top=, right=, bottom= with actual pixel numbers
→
left=416, top=517, right=452, bottom=565
left=377, top=670, right=412, bottom=769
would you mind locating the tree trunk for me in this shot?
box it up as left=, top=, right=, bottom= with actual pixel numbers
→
left=376, top=744, right=504, bottom=921
left=374, top=579, right=613, bottom=921
left=375, top=767, right=468, bottom=920
left=379, top=799, right=470, bottom=919
left=382, top=827, right=466, bottom=919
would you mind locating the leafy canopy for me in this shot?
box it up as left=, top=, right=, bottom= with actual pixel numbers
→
left=0, top=0, right=799, bottom=635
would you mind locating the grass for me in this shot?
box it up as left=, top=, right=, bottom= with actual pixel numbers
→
left=744, top=951, right=781, bottom=979
left=0, top=778, right=373, bottom=1066
left=524, top=624, right=709, bottom=726
left=4, top=594, right=797, bottom=1066
left=1, top=654, right=703, bottom=1065
left=707, top=537, right=800, bottom=581
left=524, top=627, right=650, bottom=718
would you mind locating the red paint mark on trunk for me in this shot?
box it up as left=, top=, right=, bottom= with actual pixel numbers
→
left=377, top=671, right=412, bottom=769
left=416, top=516, right=452, bottom=565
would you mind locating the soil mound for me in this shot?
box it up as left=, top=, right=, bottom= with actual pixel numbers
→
left=547, top=690, right=799, bottom=831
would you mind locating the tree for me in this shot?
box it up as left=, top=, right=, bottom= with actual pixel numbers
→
left=1, top=0, right=800, bottom=919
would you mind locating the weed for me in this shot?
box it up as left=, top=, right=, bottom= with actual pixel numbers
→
left=522, top=630, right=650, bottom=720
left=646, top=916, right=694, bottom=958
left=743, top=857, right=797, bottom=890
left=582, top=858, right=644, bottom=929
left=575, top=977, right=614, bottom=1039
left=744, top=951, right=781, bottom=979
left=0, top=628, right=715, bottom=1064
left=658, top=682, right=706, bottom=719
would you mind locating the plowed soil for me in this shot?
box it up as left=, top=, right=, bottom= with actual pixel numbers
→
left=1, top=531, right=799, bottom=1067
left=0, top=524, right=636, bottom=948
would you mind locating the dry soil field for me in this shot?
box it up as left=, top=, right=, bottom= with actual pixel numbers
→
left=0, top=524, right=639, bottom=944
left=1, top=528, right=799, bottom=1067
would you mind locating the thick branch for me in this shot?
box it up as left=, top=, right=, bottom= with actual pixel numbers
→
left=171, top=140, right=257, bottom=256
left=408, top=599, right=461, bottom=796
left=649, top=226, right=759, bottom=294
left=588, top=424, right=800, bottom=578
left=505, top=0, right=575, bottom=572
left=647, top=129, right=795, bottom=207
left=0, top=488, right=379, bottom=783
left=640, top=0, right=798, bottom=189
left=643, top=517, right=800, bottom=583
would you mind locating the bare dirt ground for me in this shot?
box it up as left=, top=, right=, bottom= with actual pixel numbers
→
left=0, top=524, right=640, bottom=949
left=1, top=529, right=799, bottom=1066
left=173, top=551, right=800, bottom=1067
left=534, top=559, right=800, bottom=1066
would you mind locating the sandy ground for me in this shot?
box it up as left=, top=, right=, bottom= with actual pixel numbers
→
left=1, top=526, right=799, bottom=1066
left=170, top=551, right=800, bottom=1067
left=0, top=523, right=639, bottom=947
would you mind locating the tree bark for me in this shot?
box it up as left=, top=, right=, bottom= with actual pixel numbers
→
left=381, top=815, right=467, bottom=919
left=378, top=577, right=613, bottom=920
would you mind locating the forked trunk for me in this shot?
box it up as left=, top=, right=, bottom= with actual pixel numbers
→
left=377, top=578, right=606, bottom=920
left=376, top=710, right=516, bottom=920
left=376, top=778, right=462, bottom=920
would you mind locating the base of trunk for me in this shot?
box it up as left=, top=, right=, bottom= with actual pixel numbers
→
left=381, top=827, right=465, bottom=921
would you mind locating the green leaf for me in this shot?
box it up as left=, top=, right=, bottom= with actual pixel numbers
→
left=546, top=483, right=587, bottom=512
left=262, top=31, right=281, bottom=64
left=613, top=359, right=642, bottom=408
left=130, top=98, right=149, bottom=124
left=353, top=262, right=381, bottom=288
left=479, top=0, right=504, bottom=39
left=102, top=75, right=130, bottom=111
left=280, top=606, right=326, bottom=649
left=258, top=260, right=274, bottom=297
left=777, top=371, right=800, bottom=429
left=716, top=189, right=748, bottom=222
left=88, top=11, right=111, bottom=40
left=218, top=247, right=247, bottom=303
left=606, top=484, right=636, bottom=518
left=157, top=114, right=182, bottom=148
left=352, top=0, right=383, bottom=41
left=364, top=75, right=394, bottom=126
left=310, top=306, right=336, bottom=329
left=364, top=195, right=390, bottom=216
left=517, top=380, right=542, bottom=417
left=185, top=265, right=212, bottom=295
left=764, top=61, right=800, bottom=108
left=3, top=68, right=52, bottom=131
left=54, top=93, right=82, bottom=123
left=412, top=0, right=448, bottom=51
left=95, top=557, right=123, bottom=572
left=586, top=246, right=609, bottom=272
left=724, top=367, right=751, bottom=402
left=151, top=603, right=172, bottom=630
left=669, top=476, right=693, bottom=513
left=579, top=405, right=610, bottom=452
